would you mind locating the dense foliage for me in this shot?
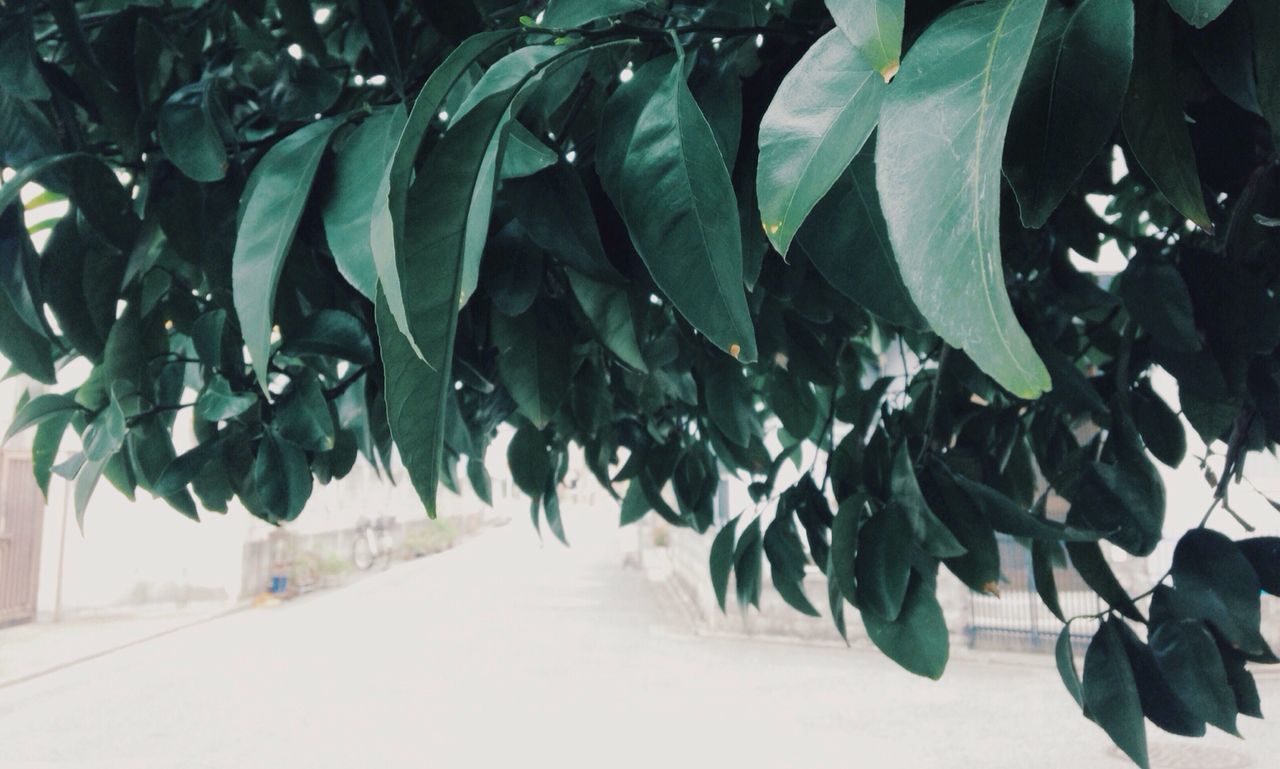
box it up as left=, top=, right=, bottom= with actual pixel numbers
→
left=3, top=0, right=1280, bottom=764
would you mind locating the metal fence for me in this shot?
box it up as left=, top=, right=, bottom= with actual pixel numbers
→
left=0, top=452, right=45, bottom=627
left=965, top=534, right=1103, bottom=652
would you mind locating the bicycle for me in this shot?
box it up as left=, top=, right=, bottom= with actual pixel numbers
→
left=351, top=517, right=395, bottom=571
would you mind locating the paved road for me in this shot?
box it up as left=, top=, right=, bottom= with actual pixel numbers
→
left=1, top=513, right=1276, bottom=769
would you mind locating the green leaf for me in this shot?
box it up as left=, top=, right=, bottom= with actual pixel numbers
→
left=73, top=455, right=109, bottom=533
left=157, top=80, right=228, bottom=182
left=598, top=53, right=757, bottom=362
left=1121, top=0, right=1212, bottom=230
left=1131, top=382, right=1187, bottom=468
left=1005, top=0, right=1134, bottom=228
left=619, top=478, right=650, bottom=526
left=1056, top=624, right=1085, bottom=708
left=764, top=511, right=821, bottom=617
left=918, top=459, right=1001, bottom=594
left=4, top=394, right=82, bottom=444
left=734, top=516, right=764, bottom=609
left=854, top=503, right=912, bottom=621
left=32, top=409, right=72, bottom=499
left=82, top=394, right=126, bottom=463
left=1253, top=0, right=1280, bottom=145
left=1083, top=619, right=1150, bottom=769
left=153, top=439, right=223, bottom=498
left=0, top=19, right=49, bottom=100
left=1151, top=619, right=1239, bottom=735
left=0, top=268, right=56, bottom=383
left=500, top=122, right=558, bottom=180
left=825, top=0, right=904, bottom=79
left=1167, top=0, right=1233, bottom=28
left=492, top=305, right=572, bottom=430
left=830, top=494, right=864, bottom=603
left=542, top=0, right=647, bottom=27
left=506, top=163, right=624, bottom=283
left=370, top=29, right=516, bottom=352
left=247, top=428, right=313, bottom=523
left=862, top=571, right=949, bottom=680
left=756, top=28, right=884, bottom=256
left=702, top=354, right=757, bottom=448
left=233, top=116, right=344, bottom=391
left=322, top=106, right=407, bottom=299
left=1114, top=618, right=1206, bottom=738
left=1170, top=529, right=1272, bottom=658
left=765, top=372, right=817, bottom=439
left=952, top=472, right=1100, bottom=541
left=1032, top=540, right=1065, bottom=622
left=375, top=290, right=446, bottom=517
left=709, top=514, right=741, bottom=612
left=195, top=375, right=257, bottom=422
left=279, top=309, right=375, bottom=364
left=507, top=420, right=551, bottom=501
left=1120, top=255, right=1200, bottom=352
left=275, top=373, right=336, bottom=452
left=794, top=139, right=927, bottom=330
left=1238, top=537, right=1280, bottom=595
left=566, top=270, right=647, bottom=371
left=890, top=445, right=966, bottom=558
left=1065, top=539, right=1145, bottom=622
left=876, top=0, right=1052, bottom=398
left=467, top=457, right=493, bottom=505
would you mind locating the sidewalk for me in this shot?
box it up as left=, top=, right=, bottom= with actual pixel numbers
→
left=0, top=602, right=241, bottom=690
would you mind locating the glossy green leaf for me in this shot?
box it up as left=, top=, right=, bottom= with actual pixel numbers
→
left=370, top=29, right=517, bottom=354
left=1056, top=624, right=1085, bottom=708
left=710, top=514, right=741, bottom=612
left=506, top=163, right=624, bottom=283
left=1131, top=382, right=1186, bottom=468
left=322, top=106, right=406, bottom=299
left=918, top=459, right=1000, bottom=593
left=619, top=478, right=649, bottom=526
left=876, top=0, right=1052, bottom=398
left=825, top=0, right=904, bottom=79
left=248, top=428, right=313, bottom=523
left=794, top=140, right=927, bottom=330
left=153, top=439, right=223, bottom=498
left=233, top=116, right=344, bottom=391
left=275, top=374, right=336, bottom=451
left=757, top=28, right=884, bottom=256
left=952, top=472, right=1099, bottom=541
left=157, top=80, right=228, bottom=183
left=1167, top=0, right=1233, bottom=28
left=195, top=375, right=257, bottom=422
left=82, top=393, right=126, bottom=462
left=1151, top=619, right=1239, bottom=735
left=32, top=409, right=72, bottom=499
left=74, top=455, right=109, bottom=532
left=375, top=290, right=445, bottom=517
left=1005, top=0, right=1134, bottom=227
left=500, top=122, right=558, bottom=180
left=1121, top=0, right=1212, bottom=230
left=493, top=305, right=572, bottom=430
left=854, top=504, right=912, bottom=621
left=507, top=420, right=551, bottom=501
left=566, top=270, right=647, bottom=371
left=4, top=394, right=82, bottom=444
left=467, top=457, right=493, bottom=505
left=598, top=53, right=757, bottom=362
left=830, top=494, right=864, bottom=603
left=1170, top=529, right=1272, bottom=658
left=889, top=444, right=966, bottom=558
left=1066, top=539, right=1145, bottom=622
left=542, top=0, right=647, bottom=27
left=279, top=309, right=375, bottom=364
left=1083, top=619, right=1149, bottom=769
left=862, top=571, right=949, bottom=680
left=1120, top=255, right=1200, bottom=352
left=734, top=516, right=764, bottom=609
left=1238, top=537, right=1280, bottom=595
left=764, top=511, right=821, bottom=617
left=1032, top=540, right=1065, bottom=622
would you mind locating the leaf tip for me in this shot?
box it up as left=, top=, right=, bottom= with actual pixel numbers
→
left=729, top=343, right=741, bottom=359
left=879, top=61, right=899, bottom=83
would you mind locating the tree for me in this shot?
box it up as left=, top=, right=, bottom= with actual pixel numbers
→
left=1, top=0, right=1278, bottom=764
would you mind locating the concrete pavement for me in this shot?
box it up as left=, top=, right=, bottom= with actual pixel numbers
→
left=0, top=509, right=1276, bottom=769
